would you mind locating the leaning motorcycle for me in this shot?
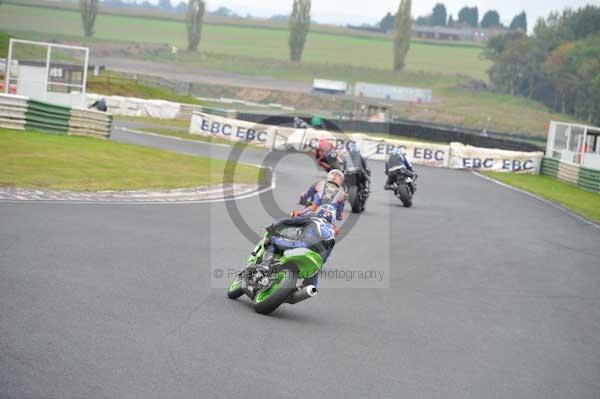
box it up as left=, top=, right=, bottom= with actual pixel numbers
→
left=227, top=217, right=333, bottom=315
left=344, top=166, right=370, bottom=213
left=389, top=166, right=417, bottom=208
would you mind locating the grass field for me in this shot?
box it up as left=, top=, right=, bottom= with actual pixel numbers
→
left=0, top=32, right=9, bottom=58
left=0, top=128, right=263, bottom=190
left=0, top=4, right=490, bottom=80
left=0, top=4, right=582, bottom=136
left=484, top=172, right=600, bottom=223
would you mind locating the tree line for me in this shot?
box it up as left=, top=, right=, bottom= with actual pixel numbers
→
left=485, top=6, right=600, bottom=124
left=381, top=3, right=527, bottom=32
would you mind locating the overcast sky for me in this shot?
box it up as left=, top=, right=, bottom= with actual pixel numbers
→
left=181, top=0, right=597, bottom=28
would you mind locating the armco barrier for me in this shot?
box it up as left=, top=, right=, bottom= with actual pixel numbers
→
left=541, top=157, right=600, bottom=194
left=578, top=167, right=600, bottom=194
left=69, top=108, right=113, bottom=139
left=0, top=94, right=28, bottom=130
left=556, top=161, right=580, bottom=185
left=25, top=99, right=70, bottom=134
left=0, top=94, right=112, bottom=139
left=540, top=157, right=559, bottom=178
left=236, top=112, right=544, bottom=153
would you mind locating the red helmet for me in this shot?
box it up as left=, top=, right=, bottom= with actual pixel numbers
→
left=318, top=139, right=332, bottom=152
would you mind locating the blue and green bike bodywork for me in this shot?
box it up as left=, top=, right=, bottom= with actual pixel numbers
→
left=227, top=230, right=324, bottom=315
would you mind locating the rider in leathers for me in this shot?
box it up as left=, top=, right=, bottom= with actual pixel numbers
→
left=298, top=169, right=346, bottom=222
left=384, top=148, right=415, bottom=190
left=343, top=143, right=371, bottom=191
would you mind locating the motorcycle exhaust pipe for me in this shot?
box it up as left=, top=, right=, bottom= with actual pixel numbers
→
left=286, top=285, right=318, bottom=304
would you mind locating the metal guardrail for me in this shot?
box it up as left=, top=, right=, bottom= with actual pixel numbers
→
left=0, top=94, right=112, bottom=139
left=236, top=112, right=544, bottom=153
left=541, top=157, right=600, bottom=194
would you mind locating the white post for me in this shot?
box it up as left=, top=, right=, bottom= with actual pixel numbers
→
left=581, top=127, right=588, bottom=167
left=4, top=39, right=14, bottom=94
left=82, top=47, right=89, bottom=98
left=546, top=121, right=556, bottom=157
left=45, top=45, right=52, bottom=99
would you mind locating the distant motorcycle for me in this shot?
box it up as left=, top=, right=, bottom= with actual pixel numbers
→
left=389, top=165, right=417, bottom=207
left=344, top=165, right=370, bottom=213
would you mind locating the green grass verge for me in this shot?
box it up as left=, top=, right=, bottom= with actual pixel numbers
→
left=87, top=74, right=203, bottom=104
left=0, top=128, right=264, bottom=191
left=0, top=32, right=10, bottom=58
left=484, top=172, right=600, bottom=223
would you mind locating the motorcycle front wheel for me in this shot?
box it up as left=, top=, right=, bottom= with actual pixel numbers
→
left=227, top=275, right=244, bottom=299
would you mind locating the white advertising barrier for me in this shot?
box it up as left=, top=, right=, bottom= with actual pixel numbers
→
left=285, top=130, right=450, bottom=167
left=190, top=111, right=292, bottom=149
left=86, top=94, right=181, bottom=119
left=188, top=112, right=541, bottom=173
left=286, top=128, right=358, bottom=153
left=449, top=143, right=544, bottom=174
left=359, top=136, right=450, bottom=167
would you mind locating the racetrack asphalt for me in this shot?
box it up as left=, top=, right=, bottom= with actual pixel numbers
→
left=1, top=130, right=599, bottom=399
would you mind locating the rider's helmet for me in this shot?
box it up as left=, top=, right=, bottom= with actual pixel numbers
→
left=317, top=204, right=337, bottom=223
left=389, top=147, right=406, bottom=157
left=327, top=169, right=345, bottom=185
left=318, top=138, right=332, bottom=152
left=347, top=142, right=359, bottom=155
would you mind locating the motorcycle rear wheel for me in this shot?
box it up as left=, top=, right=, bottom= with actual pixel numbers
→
left=396, top=184, right=413, bottom=208
left=253, top=266, right=298, bottom=315
left=348, top=185, right=363, bottom=213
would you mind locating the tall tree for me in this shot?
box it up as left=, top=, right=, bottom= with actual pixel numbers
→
left=509, top=11, right=527, bottom=32
left=431, top=3, right=447, bottom=26
left=393, top=0, right=412, bottom=71
left=288, top=0, right=311, bottom=62
left=458, top=6, right=478, bottom=27
left=186, top=0, right=205, bottom=51
left=79, top=0, right=99, bottom=38
left=480, top=10, right=500, bottom=28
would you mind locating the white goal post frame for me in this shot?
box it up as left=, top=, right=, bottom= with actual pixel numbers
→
left=3, top=39, right=90, bottom=99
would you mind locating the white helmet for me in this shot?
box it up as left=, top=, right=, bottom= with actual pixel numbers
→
left=327, top=169, right=345, bottom=184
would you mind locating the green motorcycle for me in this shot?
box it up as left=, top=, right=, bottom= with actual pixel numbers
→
left=227, top=213, right=335, bottom=315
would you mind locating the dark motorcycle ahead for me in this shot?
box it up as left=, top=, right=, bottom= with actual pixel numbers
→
left=389, top=165, right=417, bottom=207
left=344, top=165, right=370, bottom=213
